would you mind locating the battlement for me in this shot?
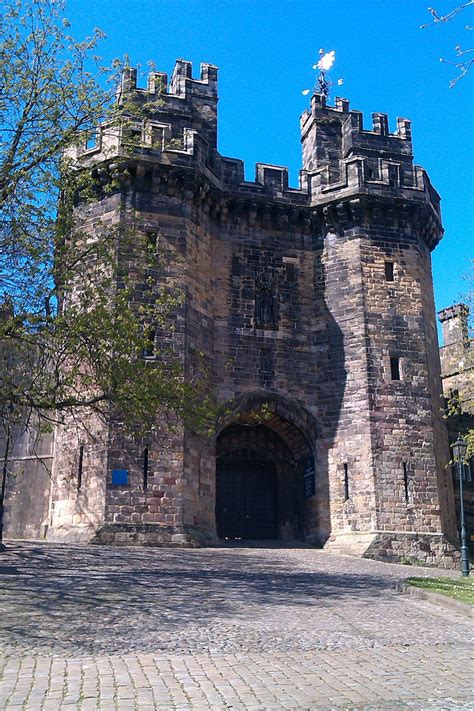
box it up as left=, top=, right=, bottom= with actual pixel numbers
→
left=116, top=60, right=219, bottom=152
left=65, top=62, right=441, bottom=235
left=438, top=303, right=470, bottom=347
left=438, top=303, right=469, bottom=324
left=301, top=93, right=413, bottom=181
left=301, top=93, right=412, bottom=142
left=119, top=59, right=218, bottom=101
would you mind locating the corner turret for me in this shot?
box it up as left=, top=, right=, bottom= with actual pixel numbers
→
left=118, top=59, right=218, bottom=153
left=300, top=92, right=441, bottom=246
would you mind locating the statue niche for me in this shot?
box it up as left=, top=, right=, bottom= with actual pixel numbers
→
left=255, top=276, right=279, bottom=329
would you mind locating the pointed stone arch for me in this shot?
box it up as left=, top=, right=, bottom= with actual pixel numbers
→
left=215, top=391, right=319, bottom=542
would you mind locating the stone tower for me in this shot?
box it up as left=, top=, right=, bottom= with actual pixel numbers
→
left=438, top=303, right=473, bottom=412
left=43, top=60, right=457, bottom=564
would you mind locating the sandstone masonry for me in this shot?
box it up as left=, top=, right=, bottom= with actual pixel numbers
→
left=4, top=60, right=459, bottom=565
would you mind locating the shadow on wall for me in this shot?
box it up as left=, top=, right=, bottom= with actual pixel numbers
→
left=212, top=240, right=347, bottom=546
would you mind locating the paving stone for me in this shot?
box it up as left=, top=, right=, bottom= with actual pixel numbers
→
left=0, top=542, right=472, bottom=710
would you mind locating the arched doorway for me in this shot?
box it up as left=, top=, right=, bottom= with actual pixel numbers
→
left=216, top=414, right=315, bottom=541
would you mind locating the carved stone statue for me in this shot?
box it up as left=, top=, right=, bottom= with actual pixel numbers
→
left=255, top=277, right=279, bottom=329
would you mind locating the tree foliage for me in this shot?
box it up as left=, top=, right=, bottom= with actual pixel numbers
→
left=0, top=0, right=214, bottom=461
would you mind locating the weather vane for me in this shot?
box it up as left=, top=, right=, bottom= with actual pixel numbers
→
left=302, top=49, right=343, bottom=99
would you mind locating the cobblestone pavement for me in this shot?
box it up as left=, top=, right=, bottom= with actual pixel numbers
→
left=0, top=542, right=472, bottom=709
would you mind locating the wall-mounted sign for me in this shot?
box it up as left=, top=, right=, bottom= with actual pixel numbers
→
left=303, top=457, right=315, bottom=498
left=111, top=469, right=129, bottom=486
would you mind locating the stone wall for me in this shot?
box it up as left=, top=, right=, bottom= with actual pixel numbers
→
left=438, top=303, right=474, bottom=549
left=2, top=424, right=53, bottom=540
left=439, top=304, right=473, bottom=411
left=7, top=59, right=458, bottom=565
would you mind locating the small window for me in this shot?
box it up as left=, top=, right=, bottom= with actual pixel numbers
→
left=150, top=126, right=163, bottom=149
left=466, top=459, right=473, bottom=483
left=232, top=255, right=240, bottom=276
left=388, top=165, right=398, bottom=187
left=260, top=348, right=272, bottom=375
left=147, top=232, right=158, bottom=250
left=143, top=170, right=153, bottom=191
left=286, top=263, right=296, bottom=283
left=390, top=356, right=401, bottom=381
left=111, top=469, right=129, bottom=486
left=384, top=261, right=394, bottom=282
left=143, top=329, right=156, bottom=358
left=85, top=134, right=97, bottom=151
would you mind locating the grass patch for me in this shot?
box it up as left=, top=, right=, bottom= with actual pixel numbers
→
left=406, top=576, right=474, bottom=605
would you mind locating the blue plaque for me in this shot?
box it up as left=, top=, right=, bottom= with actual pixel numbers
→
left=111, top=469, right=129, bottom=485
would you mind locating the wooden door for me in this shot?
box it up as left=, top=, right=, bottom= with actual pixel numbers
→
left=216, top=459, right=278, bottom=539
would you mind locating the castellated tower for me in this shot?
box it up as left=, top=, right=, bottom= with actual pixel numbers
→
left=44, top=60, right=457, bottom=565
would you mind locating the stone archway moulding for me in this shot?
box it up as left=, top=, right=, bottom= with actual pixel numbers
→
left=216, top=390, right=318, bottom=451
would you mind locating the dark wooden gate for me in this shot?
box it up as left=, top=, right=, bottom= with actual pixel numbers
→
left=216, top=459, right=278, bottom=539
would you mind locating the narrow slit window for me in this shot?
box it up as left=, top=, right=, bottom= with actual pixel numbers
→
left=232, top=255, right=240, bottom=276
left=390, top=356, right=401, bottom=381
left=260, top=348, right=272, bottom=375
left=286, top=263, right=296, bottom=283
left=343, top=463, right=349, bottom=501
left=78, top=445, right=84, bottom=491
left=466, top=460, right=473, bottom=483
left=388, top=165, right=398, bottom=187
left=403, top=462, right=410, bottom=503
left=143, top=448, right=149, bottom=489
left=384, top=261, right=394, bottom=282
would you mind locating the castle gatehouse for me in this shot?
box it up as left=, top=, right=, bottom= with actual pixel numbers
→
left=4, top=60, right=459, bottom=565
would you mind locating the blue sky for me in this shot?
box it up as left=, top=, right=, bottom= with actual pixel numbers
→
left=66, top=0, right=473, bottom=337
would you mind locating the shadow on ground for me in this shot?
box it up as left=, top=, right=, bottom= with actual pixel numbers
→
left=0, top=541, right=462, bottom=657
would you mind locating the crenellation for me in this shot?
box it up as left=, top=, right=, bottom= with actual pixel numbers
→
left=119, top=66, right=137, bottom=94
left=169, top=58, right=193, bottom=94
left=372, top=112, right=389, bottom=135
left=66, top=65, right=436, bottom=237
left=221, top=157, right=245, bottom=185
left=168, top=59, right=218, bottom=98
left=335, top=96, right=350, bottom=112
left=147, top=71, right=168, bottom=94
left=396, top=117, right=412, bottom=140
left=255, top=164, right=289, bottom=191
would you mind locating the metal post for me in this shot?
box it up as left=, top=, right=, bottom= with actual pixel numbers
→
left=458, top=460, right=470, bottom=577
left=0, top=431, right=10, bottom=551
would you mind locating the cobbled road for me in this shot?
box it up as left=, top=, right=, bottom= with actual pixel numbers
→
left=0, top=542, right=472, bottom=710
